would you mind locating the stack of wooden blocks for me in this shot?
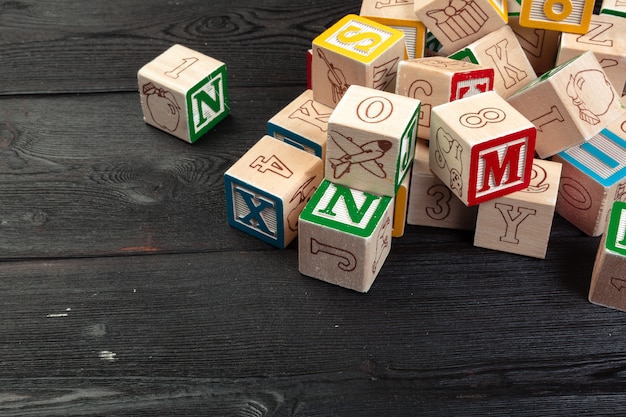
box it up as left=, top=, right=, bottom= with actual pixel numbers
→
left=137, top=0, right=626, bottom=306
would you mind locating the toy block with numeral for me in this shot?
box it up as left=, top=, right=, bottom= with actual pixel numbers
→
left=448, top=25, right=537, bottom=98
left=508, top=50, right=626, bottom=158
left=267, top=89, right=333, bottom=161
left=311, top=14, right=406, bottom=108
left=224, top=135, right=323, bottom=248
left=519, top=0, right=594, bottom=34
left=138, top=44, right=229, bottom=143
left=298, top=180, right=393, bottom=293
left=589, top=200, right=626, bottom=312
left=474, top=158, right=562, bottom=258
left=325, top=85, right=420, bottom=197
left=395, top=56, right=494, bottom=140
left=556, top=14, right=626, bottom=95
left=359, top=0, right=427, bottom=59
left=551, top=112, right=626, bottom=236
left=414, top=0, right=508, bottom=53
left=601, top=0, right=626, bottom=17
left=429, top=90, right=536, bottom=207
left=407, top=139, right=478, bottom=229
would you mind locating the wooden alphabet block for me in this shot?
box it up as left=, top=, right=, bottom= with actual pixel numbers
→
left=429, top=90, right=536, bottom=207
left=359, top=0, right=427, bottom=59
left=407, top=139, right=478, bottom=229
left=395, top=56, right=494, bottom=140
left=551, top=112, right=626, bottom=236
left=267, top=89, right=333, bottom=161
left=519, top=0, right=594, bottom=34
left=474, top=158, right=562, bottom=258
left=589, top=200, right=626, bottom=312
left=298, top=179, right=393, bottom=292
left=556, top=14, right=626, bottom=95
left=448, top=25, right=538, bottom=98
left=508, top=50, right=626, bottom=158
left=601, top=0, right=626, bottom=17
left=138, top=44, right=229, bottom=143
left=311, top=14, right=406, bottom=108
left=224, top=136, right=323, bottom=248
left=507, top=16, right=562, bottom=75
left=325, top=85, right=420, bottom=197
left=414, top=0, right=508, bottom=53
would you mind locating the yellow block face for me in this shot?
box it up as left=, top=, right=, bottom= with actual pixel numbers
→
left=519, top=0, right=595, bottom=34
left=314, top=14, right=405, bottom=64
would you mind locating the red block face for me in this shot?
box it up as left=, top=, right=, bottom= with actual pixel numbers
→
left=468, top=128, right=536, bottom=206
left=450, top=69, right=495, bottom=101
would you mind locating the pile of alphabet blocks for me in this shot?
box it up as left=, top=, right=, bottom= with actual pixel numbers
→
left=137, top=0, right=626, bottom=307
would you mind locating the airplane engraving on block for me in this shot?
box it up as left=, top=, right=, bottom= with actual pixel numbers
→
left=328, top=130, right=392, bottom=179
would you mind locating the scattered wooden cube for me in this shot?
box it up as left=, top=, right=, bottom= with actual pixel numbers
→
left=508, top=50, right=626, bottom=158
left=414, top=0, right=508, bottom=53
left=589, top=200, right=626, bottom=312
left=325, top=85, right=420, bottom=197
left=551, top=112, right=626, bottom=236
left=395, top=56, right=494, bottom=140
left=601, top=0, right=626, bottom=17
left=429, top=90, right=536, bottom=207
left=448, top=25, right=537, bottom=98
left=407, top=139, right=478, bottom=229
left=519, top=0, right=594, bottom=34
left=474, top=158, right=562, bottom=258
left=267, top=89, right=333, bottom=161
left=138, top=44, right=229, bottom=143
left=224, top=135, right=323, bottom=248
left=311, top=14, right=406, bottom=108
left=298, top=179, right=394, bottom=292
left=556, top=13, right=626, bottom=96
left=359, top=0, right=427, bottom=59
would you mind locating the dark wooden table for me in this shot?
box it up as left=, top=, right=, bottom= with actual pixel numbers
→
left=1, top=1, right=624, bottom=415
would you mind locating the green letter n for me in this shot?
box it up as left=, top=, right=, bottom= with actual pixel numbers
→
left=318, top=186, right=380, bottom=224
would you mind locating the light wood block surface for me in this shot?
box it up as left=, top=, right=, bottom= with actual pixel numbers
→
left=138, top=44, right=229, bottom=143
left=429, top=90, right=536, bottom=207
left=267, top=89, right=333, bottom=161
left=395, top=56, right=494, bottom=140
left=474, top=158, right=562, bottom=259
left=589, top=200, right=626, bottom=311
left=224, top=135, right=324, bottom=248
left=556, top=13, right=626, bottom=95
left=360, top=0, right=427, bottom=59
left=508, top=50, right=626, bottom=158
left=508, top=15, right=561, bottom=75
left=448, top=25, right=537, bottom=98
left=552, top=112, right=626, bottom=236
left=414, top=0, right=508, bottom=53
left=601, top=0, right=626, bottom=17
left=311, top=14, right=406, bottom=108
left=325, top=85, right=420, bottom=197
left=298, top=179, right=394, bottom=293
left=407, top=139, right=478, bottom=229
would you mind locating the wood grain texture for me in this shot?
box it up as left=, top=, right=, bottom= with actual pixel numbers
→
left=1, top=0, right=625, bottom=416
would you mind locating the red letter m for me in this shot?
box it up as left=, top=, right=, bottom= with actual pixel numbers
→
left=478, top=141, right=525, bottom=193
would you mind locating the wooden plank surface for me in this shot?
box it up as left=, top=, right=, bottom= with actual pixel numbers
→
left=1, top=0, right=625, bottom=415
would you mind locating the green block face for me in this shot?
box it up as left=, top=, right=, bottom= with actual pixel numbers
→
left=186, top=65, right=229, bottom=143
left=300, top=180, right=392, bottom=237
left=606, top=201, right=626, bottom=256
left=395, top=110, right=418, bottom=192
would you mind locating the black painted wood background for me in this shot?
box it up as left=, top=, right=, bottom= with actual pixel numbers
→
left=1, top=1, right=624, bottom=415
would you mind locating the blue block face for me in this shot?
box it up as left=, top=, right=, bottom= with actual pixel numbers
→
left=224, top=175, right=284, bottom=248
left=558, top=128, right=626, bottom=187
left=267, top=122, right=323, bottom=158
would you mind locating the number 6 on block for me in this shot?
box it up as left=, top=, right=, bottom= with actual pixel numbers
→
left=519, top=0, right=595, bottom=34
